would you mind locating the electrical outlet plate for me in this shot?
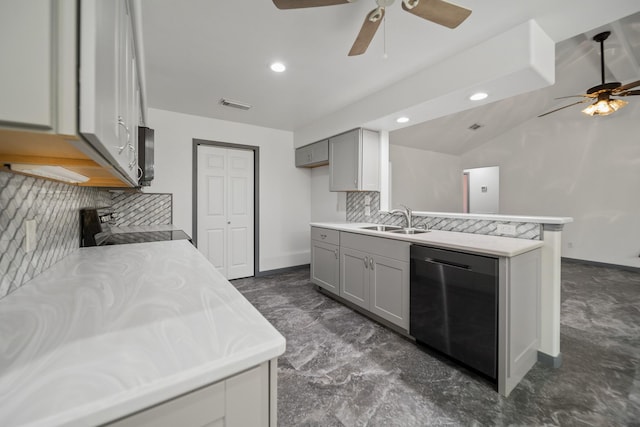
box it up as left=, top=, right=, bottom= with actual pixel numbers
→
left=497, top=223, right=516, bottom=236
left=25, top=219, right=37, bottom=252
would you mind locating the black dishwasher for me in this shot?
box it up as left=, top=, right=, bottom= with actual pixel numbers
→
left=410, top=245, right=498, bottom=381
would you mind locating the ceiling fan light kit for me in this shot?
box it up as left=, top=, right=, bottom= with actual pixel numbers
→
left=582, top=95, right=628, bottom=116
left=539, top=31, right=639, bottom=118
left=272, top=0, right=471, bottom=56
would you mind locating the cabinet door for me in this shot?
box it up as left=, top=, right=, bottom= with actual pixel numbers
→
left=79, top=0, right=120, bottom=160
left=295, top=145, right=312, bottom=167
left=369, top=254, right=409, bottom=330
left=0, top=0, right=53, bottom=128
left=329, top=129, right=359, bottom=191
left=311, top=241, right=339, bottom=294
left=310, top=140, right=329, bottom=164
left=340, top=246, right=370, bottom=309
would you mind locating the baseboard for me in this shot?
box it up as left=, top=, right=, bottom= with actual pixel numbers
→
left=562, top=257, right=640, bottom=273
left=255, top=264, right=309, bottom=277
left=537, top=351, right=562, bottom=368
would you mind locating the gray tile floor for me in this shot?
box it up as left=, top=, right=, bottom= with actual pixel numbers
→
left=231, top=261, right=640, bottom=426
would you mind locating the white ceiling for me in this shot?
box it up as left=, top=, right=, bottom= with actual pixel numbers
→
left=139, top=0, right=640, bottom=152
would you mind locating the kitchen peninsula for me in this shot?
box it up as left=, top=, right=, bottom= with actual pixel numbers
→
left=310, top=217, right=568, bottom=396
left=0, top=240, right=285, bottom=427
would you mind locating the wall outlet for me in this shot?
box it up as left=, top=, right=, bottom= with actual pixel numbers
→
left=364, top=195, right=371, bottom=205
left=364, top=206, right=371, bottom=216
left=568, top=242, right=573, bottom=249
left=25, top=219, right=37, bottom=253
left=497, top=223, right=516, bottom=236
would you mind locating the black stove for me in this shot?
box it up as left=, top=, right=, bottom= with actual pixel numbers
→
left=80, top=208, right=191, bottom=247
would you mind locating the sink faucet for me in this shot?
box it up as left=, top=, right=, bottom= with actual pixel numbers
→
left=390, top=205, right=412, bottom=229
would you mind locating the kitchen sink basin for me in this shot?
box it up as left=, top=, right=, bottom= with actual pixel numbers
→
left=389, top=228, right=430, bottom=235
left=361, top=225, right=402, bottom=231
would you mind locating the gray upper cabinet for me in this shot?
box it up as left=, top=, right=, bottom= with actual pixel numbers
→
left=295, top=140, right=329, bottom=168
left=329, top=128, right=380, bottom=192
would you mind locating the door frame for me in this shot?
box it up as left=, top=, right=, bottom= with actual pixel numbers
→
left=192, top=139, right=260, bottom=277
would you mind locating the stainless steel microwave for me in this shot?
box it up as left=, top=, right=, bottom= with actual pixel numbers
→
left=138, top=126, right=154, bottom=186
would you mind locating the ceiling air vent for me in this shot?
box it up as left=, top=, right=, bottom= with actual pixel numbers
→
left=468, top=123, right=483, bottom=131
left=220, top=98, right=252, bottom=111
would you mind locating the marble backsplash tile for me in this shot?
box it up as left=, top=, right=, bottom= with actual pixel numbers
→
left=346, top=191, right=541, bottom=240
left=0, top=171, right=112, bottom=299
left=110, top=192, right=172, bottom=226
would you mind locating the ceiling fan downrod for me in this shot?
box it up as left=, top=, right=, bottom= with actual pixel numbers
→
left=593, top=31, right=610, bottom=86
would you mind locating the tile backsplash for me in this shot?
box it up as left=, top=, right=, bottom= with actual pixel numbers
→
left=110, top=192, right=172, bottom=226
left=346, top=191, right=541, bottom=240
left=0, top=171, right=112, bottom=299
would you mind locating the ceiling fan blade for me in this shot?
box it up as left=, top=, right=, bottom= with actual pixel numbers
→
left=538, top=100, right=591, bottom=118
left=348, top=8, right=384, bottom=56
left=612, top=79, right=640, bottom=93
left=616, top=90, right=640, bottom=96
left=272, top=0, right=351, bottom=9
left=401, top=0, right=471, bottom=29
left=554, top=94, right=594, bottom=100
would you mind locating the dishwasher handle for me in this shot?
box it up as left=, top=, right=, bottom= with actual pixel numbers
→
left=423, top=257, right=470, bottom=271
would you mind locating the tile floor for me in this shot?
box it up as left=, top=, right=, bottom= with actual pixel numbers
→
left=231, top=260, right=640, bottom=426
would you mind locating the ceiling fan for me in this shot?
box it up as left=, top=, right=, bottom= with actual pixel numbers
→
left=539, top=31, right=640, bottom=117
left=272, top=0, right=472, bottom=56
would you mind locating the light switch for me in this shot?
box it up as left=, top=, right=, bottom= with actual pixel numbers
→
left=481, top=186, right=488, bottom=193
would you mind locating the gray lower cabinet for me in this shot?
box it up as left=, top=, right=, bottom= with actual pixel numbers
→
left=340, top=232, right=410, bottom=331
left=498, top=249, right=541, bottom=396
left=310, top=227, right=340, bottom=295
left=108, top=360, right=276, bottom=427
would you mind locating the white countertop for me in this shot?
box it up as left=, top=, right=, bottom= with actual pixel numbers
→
left=0, top=240, right=285, bottom=427
left=311, top=222, right=544, bottom=257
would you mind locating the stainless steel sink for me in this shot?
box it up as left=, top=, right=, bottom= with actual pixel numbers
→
left=360, top=225, right=401, bottom=232
left=389, top=228, right=430, bottom=235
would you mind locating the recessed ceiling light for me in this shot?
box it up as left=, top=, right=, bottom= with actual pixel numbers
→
left=396, top=117, right=410, bottom=123
left=469, top=92, right=488, bottom=101
left=270, top=62, right=286, bottom=72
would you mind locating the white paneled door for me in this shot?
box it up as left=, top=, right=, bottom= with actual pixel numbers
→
left=197, top=145, right=254, bottom=279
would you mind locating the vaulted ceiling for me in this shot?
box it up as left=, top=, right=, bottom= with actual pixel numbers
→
left=140, top=0, right=640, bottom=152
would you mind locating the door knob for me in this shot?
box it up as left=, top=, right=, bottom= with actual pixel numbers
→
left=227, top=221, right=231, bottom=224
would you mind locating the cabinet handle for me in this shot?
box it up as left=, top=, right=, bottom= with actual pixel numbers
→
left=117, top=117, right=131, bottom=154
left=369, top=258, right=374, bottom=270
left=334, top=249, right=338, bottom=259
left=364, top=256, right=368, bottom=269
left=354, top=179, right=357, bottom=187
left=320, top=234, right=327, bottom=239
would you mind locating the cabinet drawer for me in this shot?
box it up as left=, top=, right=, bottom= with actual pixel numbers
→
left=341, top=232, right=409, bottom=261
left=311, top=227, right=339, bottom=245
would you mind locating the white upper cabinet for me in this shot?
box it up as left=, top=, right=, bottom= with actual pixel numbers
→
left=80, top=0, right=139, bottom=184
left=0, top=0, right=55, bottom=129
left=329, top=128, right=380, bottom=192
left=0, top=0, right=143, bottom=187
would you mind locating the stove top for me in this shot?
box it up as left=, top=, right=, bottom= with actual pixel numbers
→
left=80, top=208, right=191, bottom=247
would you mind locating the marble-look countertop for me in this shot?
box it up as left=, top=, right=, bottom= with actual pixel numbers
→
left=311, top=222, right=544, bottom=257
left=0, top=240, right=285, bottom=427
